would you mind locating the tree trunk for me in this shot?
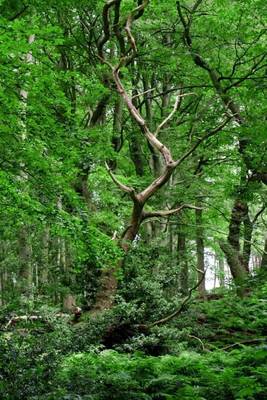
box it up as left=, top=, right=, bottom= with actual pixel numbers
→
left=0, top=270, right=3, bottom=306
left=120, top=201, right=144, bottom=251
left=260, top=237, right=267, bottom=270
left=40, top=226, right=49, bottom=288
left=218, top=256, right=225, bottom=287
left=227, top=199, right=247, bottom=253
left=220, top=199, right=250, bottom=284
left=196, top=208, right=206, bottom=298
left=129, top=132, right=145, bottom=176
left=63, top=293, right=76, bottom=313
left=18, top=226, right=32, bottom=294
left=92, top=201, right=144, bottom=312
left=219, top=240, right=248, bottom=297
left=142, top=74, right=162, bottom=176
left=109, top=96, right=123, bottom=170
left=243, top=212, right=253, bottom=271
left=129, top=84, right=145, bottom=176
left=177, top=228, right=188, bottom=296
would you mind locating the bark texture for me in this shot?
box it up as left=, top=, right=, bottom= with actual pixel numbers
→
left=196, top=208, right=206, bottom=297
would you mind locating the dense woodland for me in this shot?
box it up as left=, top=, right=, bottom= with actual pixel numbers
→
left=0, top=0, right=267, bottom=399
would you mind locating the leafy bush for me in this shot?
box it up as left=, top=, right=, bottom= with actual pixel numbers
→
left=0, top=318, right=73, bottom=400
left=54, top=347, right=267, bottom=400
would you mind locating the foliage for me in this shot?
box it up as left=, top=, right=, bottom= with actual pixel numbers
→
left=1, top=277, right=267, bottom=399
left=53, top=347, right=267, bottom=400
left=0, top=0, right=266, bottom=399
left=0, top=317, right=73, bottom=400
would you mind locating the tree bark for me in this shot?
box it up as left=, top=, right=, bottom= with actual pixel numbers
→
left=219, top=240, right=248, bottom=297
left=177, top=228, right=188, bottom=296
left=18, top=226, right=32, bottom=294
left=243, top=212, right=253, bottom=271
left=129, top=82, right=145, bottom=176
left=40, top=226, right=49, bottom=288
left=221, top=199, right=250, bottom=280
left=110, top=96, right=123, bottom=170
left=195, top=207, right=206, bottom=298
left=0, top=270, right=3, bottom=306
left=129, top=131, right=145, bottom=176
left=218, top=256, right=225, bottom=287
left=260, top=237, right=267, bottom=270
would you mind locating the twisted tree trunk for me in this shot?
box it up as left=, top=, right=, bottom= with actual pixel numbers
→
left=91, top=0, right=231, bottom=313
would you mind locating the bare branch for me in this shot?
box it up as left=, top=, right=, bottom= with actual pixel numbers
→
left=138, top=165, right=175, bottom=202
left=9, top=5, right=29, bottom=21
left=105, top=162, right=136, bottom=199
left=112, top=68, right=175, bottom=165
left=97, top=0, right=117, bottom=59
left=104, top=0, right=228, bottom=230
left=148, top=268, right=207, bottom=327
left=132, top=87, right=156, bottom=100
left=225, top=55, right=267, bottom=92
left=125, top=0, right=149, bottom=55
left=142, top=204, right=202, bottom=221
left=175, top=116, right=232, bottom=167
left=221, top=338, right=266, bottom=351
left=252, top=206, right=266, bottom=224
left=155, top=94, right=182, bottom=136
left=111, top=230, right=118, bottom=240
left=188, top=334, right=207, bottom=351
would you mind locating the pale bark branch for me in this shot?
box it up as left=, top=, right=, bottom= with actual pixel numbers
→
left=101, top=0, right=229, bottom=248
left=155, top=92, right=196, bottom=137
left=112, top=68, right=175, bottom=165
left=132, top=87, right=156, bottom=100
left=141, top=204, right=202, bottom=221
left=188, top=334, right=207, bottom=351
left=155, top=94, right=182, bottom=137
left=138, top=166, right=174, bottom=202
left=105, top=162, right=137, bottom=199
left=125, top=0, right=149, bottom=55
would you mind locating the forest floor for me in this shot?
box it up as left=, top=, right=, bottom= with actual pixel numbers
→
left=0, top=276, right=267, bottom=399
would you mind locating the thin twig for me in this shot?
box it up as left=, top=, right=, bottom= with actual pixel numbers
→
left=221, top=338, right=266, bottom=351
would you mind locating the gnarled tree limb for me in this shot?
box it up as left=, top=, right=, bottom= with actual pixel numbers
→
left=105, top=161, right=137, bottom=200
left=155, top=94, right=182, bottom=137
left=97, top=0, right=118, bottom=59
left=141, top=204, right=202, bottom=221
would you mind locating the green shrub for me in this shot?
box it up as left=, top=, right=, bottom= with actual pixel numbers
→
left=0, top=318, right=73, bottom=400
left=55, top=347, right=267, bottom=400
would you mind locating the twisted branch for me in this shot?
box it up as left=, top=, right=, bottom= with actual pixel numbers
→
left=142, top=204, right=202, bottom=221
left=97, top=0, right=118, bottom=59
left=105, top=162, right=137, bottom=200
left=155, top=94, right=182, bottom=137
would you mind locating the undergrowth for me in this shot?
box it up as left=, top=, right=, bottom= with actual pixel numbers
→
left=0, top=277, right=266, bottom=399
